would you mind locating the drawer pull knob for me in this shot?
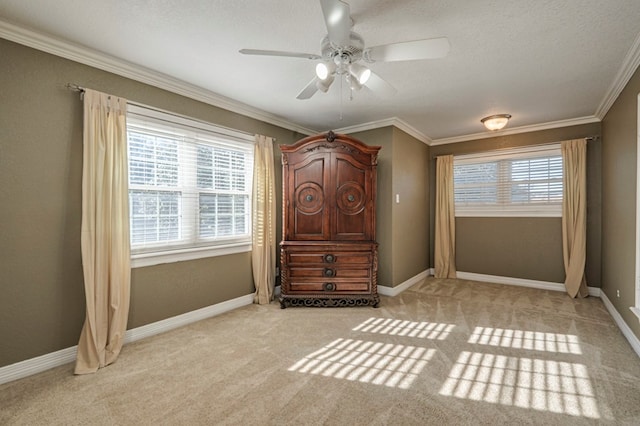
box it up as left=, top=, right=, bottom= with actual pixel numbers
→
left=323, top=268, right=335, bottom=277
left=305, top=194, right=313, bottom=201
left=323, top=282, right=336, bottom=291
left=347, top=194, right=355, bottom=202
left=324, top=254, right=335, bottom=263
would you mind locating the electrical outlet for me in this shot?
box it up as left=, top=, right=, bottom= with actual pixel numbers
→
left=617, top=289, right=620, bottom=298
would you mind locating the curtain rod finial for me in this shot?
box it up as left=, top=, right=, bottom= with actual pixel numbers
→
left=66, top=83, right=85, bottom=93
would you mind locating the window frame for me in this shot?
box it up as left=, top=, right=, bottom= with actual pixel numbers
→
left=453, top=144, right=563, bottom=218
left=126, top=104, right=255, bottom=268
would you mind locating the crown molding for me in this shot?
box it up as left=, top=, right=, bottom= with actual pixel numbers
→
left=1, top=18, right=621, bottom=146
left=595, top=31, right=640, bottom=120
left=333, top=117, right=432, bottom=145
left=0, top=19, right=315, bottom=136
left=430, top=115, right=601, bottom=146
left=331, top=114, right=600, bottom=147
left=332, top=117, right=397, bottom=135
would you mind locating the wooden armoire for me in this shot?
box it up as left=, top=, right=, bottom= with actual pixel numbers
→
left=279, top=131, right=381, bottom=308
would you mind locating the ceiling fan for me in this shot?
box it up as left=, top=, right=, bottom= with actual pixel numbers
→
left=239, top=0, right=450, bottom=100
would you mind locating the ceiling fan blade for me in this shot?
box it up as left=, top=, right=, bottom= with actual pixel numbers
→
left=364, top=71, right=397, bottom=98
left=239, top=49, right=321, bottom=60
left=297, top=77, right=320, bottom=100
left=320, top=0, right=352, bottom=47
left=365, top=37, right=450, bottom=62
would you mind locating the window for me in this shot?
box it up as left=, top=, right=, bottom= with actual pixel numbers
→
left=127, top=105, right=254, bottom=267
left=453, top=145, right=562, bottom=217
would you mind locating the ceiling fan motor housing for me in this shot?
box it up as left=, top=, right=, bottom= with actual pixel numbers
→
left=321, top=32, right=365, bottom=64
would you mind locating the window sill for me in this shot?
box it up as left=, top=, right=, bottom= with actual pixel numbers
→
left=131, top=243, right=251, bottom=268
left=455, top=211, right=562, bottom=218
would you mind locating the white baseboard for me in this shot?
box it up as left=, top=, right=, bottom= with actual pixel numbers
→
left=123, top=293, right=253, bottom=344
left=454, top=271, right=640, bottom=359
left=0, top=293, right=254, bottom=385
left=455, top=271, right=601, bottom=297
left=378, top=269, right=431, bottom=297
left=600, top=291, right=640, bottom=358
left=2, top=274, right=636, bottom=384
left=0, top=346, right=78, bottom=386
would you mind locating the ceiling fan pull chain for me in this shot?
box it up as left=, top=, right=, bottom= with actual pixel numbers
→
left=339, top=75, right=344, bottom=120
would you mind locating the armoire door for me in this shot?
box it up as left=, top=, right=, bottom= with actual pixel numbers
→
left=286, top=153, right=331, bottom=240
left=331, top=152, right=374, bottom=240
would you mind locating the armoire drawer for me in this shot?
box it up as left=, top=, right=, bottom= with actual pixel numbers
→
left=286, top=251, right=372, bottom=266
left=289, top=280, right=371, bottom=293
left=288, top=266, right=371, bottom=279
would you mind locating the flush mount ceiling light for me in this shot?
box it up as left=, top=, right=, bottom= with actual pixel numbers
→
left=481, top=114, right=512, bottom=131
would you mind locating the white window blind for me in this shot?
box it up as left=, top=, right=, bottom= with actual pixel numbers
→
left=453, top=144, right=563, bottom=217
left=126, top=105, right=254, bottom=265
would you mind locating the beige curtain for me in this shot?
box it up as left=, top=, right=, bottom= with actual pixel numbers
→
left=435, top=155, right=457, bottom=278
left=252, top=135, right=276, bottom=304
left=562, top=139, right=589, bottom=298
left=75, top=90, right=131, bottom=374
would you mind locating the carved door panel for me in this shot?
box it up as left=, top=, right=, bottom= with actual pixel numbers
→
left=331, top=153, right=372, bottom=240
left=288, top=154, right=331, bottom=240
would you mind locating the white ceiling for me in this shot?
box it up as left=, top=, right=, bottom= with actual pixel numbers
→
left=2, top=0, right=640, bottom=142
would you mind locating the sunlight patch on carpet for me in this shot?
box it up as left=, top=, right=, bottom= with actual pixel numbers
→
left=288, top=338, right=435, bottom=389
left=468, top=327, right=582, bottom=354
left=352, top=317, right=455, bottom=340
left=439, top=351, right=600, bottom=418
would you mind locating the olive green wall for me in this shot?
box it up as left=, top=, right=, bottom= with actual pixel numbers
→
left=350, top=127, right=394, bottom=287
left=456, top=218, right=563, bottom=281
left=429, top=122, right=602, bottom=284
left=391, top=128, right=430, bottom=285
left=0, top=39, right=305, bottom=367
left=350, top=127, right=430, bottom=288
left=601, top=65, right=640, bottom=342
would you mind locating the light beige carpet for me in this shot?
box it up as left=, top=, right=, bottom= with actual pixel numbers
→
left=2, top=277, right=640, bottom=425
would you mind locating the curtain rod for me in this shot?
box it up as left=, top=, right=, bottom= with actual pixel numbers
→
left=65, top=83, right=275, bottom=142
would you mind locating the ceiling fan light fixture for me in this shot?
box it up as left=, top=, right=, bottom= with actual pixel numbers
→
left=349, top=63, right=371, bottom=85
left=315, top=62, right=335, bottom=80
left=347, top=74, right=363, bottom=91
left=481, top=114, right=512, bottom=131
left=316, top=74, right=335, bottom=92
